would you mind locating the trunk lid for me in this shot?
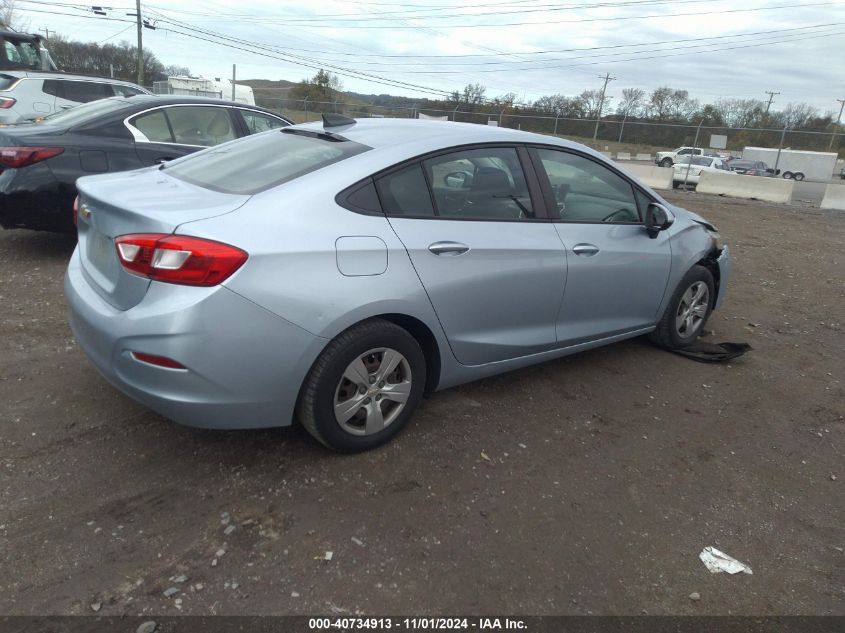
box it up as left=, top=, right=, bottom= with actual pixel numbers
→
left=76, top=167, right=250, bottom=310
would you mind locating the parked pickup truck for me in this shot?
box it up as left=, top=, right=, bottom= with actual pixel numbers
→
left=654, top=146, right=704, bottom=167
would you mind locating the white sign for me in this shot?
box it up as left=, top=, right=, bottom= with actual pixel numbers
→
left=710, top=134, right=728, bottom=150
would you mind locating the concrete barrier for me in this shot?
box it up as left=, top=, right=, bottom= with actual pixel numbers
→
left=618, top=164, right=673, bottom=190
left=600, top=151, right=612, bottom=159
left=696, top=171, right=793, bottom=203
left=820, top=183, right=845, bottom=210
left=616, top=152, right=631, bottom=160
left=635, top=153, right=652, bottom=161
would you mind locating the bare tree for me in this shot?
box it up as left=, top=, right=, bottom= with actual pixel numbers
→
left=713, top=98, right=764, bottom=128
left=164, top=65, right=192, bottom=77
left=578, top=89, right=609, bottom=119
left=616, top=88, right=645, bottom=117
left=0, top=0, right=28, bottom=30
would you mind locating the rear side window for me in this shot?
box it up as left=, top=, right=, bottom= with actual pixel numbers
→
left=62, top=81, right=113, bottom=103
left=42, top=79, right=62, bottom=97
left=376, top=164, right=434, bottom=216
left=165, top=106, right=236, bottom=146
left=0, top=73, right=18, bottom=90
left=132, top=110, right=172, bottom=142
left=164, top=129, right=370, bottom=195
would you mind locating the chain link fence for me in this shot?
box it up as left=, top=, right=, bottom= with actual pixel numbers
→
left=260, top=97, right=843, bottom=160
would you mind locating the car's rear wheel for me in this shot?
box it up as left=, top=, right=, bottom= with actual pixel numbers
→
left=296, top=319, right=426, bottom=452
left=649, top=265, right=714, bottom=350
left=782, top=171, right=793, bottom=179
left=793, top=172, right=805, bottom=181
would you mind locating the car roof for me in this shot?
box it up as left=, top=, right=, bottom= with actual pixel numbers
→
left=292, top=117, right=591, bottom=156
left=105, top=94, right=291, bottom=115
left=0, top=70, right=145, bottom=87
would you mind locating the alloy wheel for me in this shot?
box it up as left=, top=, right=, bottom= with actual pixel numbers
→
left=675, top=281, right=710, bottom=338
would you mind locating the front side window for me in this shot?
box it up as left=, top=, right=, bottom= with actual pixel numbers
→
left=422, top=147, right=534, bottom=220
left=240, top=110, right=288, bottom=134
left=111, top=84, right=145, bottom=97
left=535, top=148, right=640, bottom=223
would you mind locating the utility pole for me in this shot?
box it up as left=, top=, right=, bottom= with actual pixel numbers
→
left=232, top=64, right=236, bottom=101
left=764, top=91, right=780, bottom=115
left=39, top=28, right=53, bottom=39
left=135, top=0, right=144, bottom=87
left=592, top=72, right=616, bottom=141
left=827, top=98, right=845, bottom=152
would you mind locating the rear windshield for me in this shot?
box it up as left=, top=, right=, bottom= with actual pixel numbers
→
left=39, top=97, right=129, bottom=126
left=164, top=129, right=371, bottom=195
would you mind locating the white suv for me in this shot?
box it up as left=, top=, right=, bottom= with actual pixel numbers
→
left=0, top=71, right=150, bottom=124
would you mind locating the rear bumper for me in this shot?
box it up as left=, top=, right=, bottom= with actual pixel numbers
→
left=64, top=248, right=327, bottom=429
left=0, top=164, right=72, bottom=232
left=714, top=245, right=730, bottom=310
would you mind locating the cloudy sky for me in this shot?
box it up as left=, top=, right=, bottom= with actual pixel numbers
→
left=15, top=0, right=845, bottom=114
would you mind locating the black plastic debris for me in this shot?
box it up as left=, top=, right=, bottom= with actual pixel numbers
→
left=672, top=342, right=752, bottom=363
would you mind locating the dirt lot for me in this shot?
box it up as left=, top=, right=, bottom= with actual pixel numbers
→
left=0, top=191, right=842, bottom=616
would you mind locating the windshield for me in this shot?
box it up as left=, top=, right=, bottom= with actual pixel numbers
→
left=164, top=129, right=371, bottom=195
left=38, top=97, right=129, bottom=126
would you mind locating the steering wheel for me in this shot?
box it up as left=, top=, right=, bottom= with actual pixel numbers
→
left=602, top=209, right=634, bottom=223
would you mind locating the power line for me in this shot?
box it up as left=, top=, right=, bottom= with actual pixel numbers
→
left=202, top=1, right=840, bottom=28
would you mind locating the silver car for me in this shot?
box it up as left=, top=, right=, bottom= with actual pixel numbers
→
left=65, top=116, right=730, bottom=452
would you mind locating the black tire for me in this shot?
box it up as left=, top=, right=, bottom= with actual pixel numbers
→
left=793, top=172, right=805, bottom=181
left=649, top=265, right=715, bottom=350
left=782, top=171, right=793, bottom=180
left=660, top=158, right=673, bottom=167
left=296, top=319, right=426, bottom=452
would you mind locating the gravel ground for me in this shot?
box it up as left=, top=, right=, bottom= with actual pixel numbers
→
left=0, top=190, right=842, bottom=616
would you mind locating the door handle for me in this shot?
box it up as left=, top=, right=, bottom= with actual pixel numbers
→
left=572, top=243, right=600, bottom=256
left=428, top=241, right=470, bottom=256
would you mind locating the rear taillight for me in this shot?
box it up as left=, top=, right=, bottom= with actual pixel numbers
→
left=72, top=196, right=79, bottom=226
left=0, top=146, right=64, bottom=168
left=0, top=97, right=15, bottom=109
left=114, top=233, right=247, bottom=287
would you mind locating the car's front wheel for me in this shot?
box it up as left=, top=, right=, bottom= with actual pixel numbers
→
left=660, top=158, right=673, bottom=167
left=296, top=319, right=426, bottom=452
left=649, top=265, right=714, bottom=350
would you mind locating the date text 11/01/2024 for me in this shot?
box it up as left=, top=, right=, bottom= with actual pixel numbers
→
left=309, top=618, right=527, bottom=630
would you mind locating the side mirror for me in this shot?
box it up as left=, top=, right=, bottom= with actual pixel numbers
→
left=645, top=203, right=675, bottom=238
left=444, top=171, right=471, bottom=189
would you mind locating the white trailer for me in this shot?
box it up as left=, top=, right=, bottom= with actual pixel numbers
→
left=741, top=147, right=837, bottom=181
left=155, top=76, right=256, bottom=106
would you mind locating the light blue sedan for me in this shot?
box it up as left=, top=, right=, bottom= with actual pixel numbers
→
left=65, top=115, right=730, bottom=451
